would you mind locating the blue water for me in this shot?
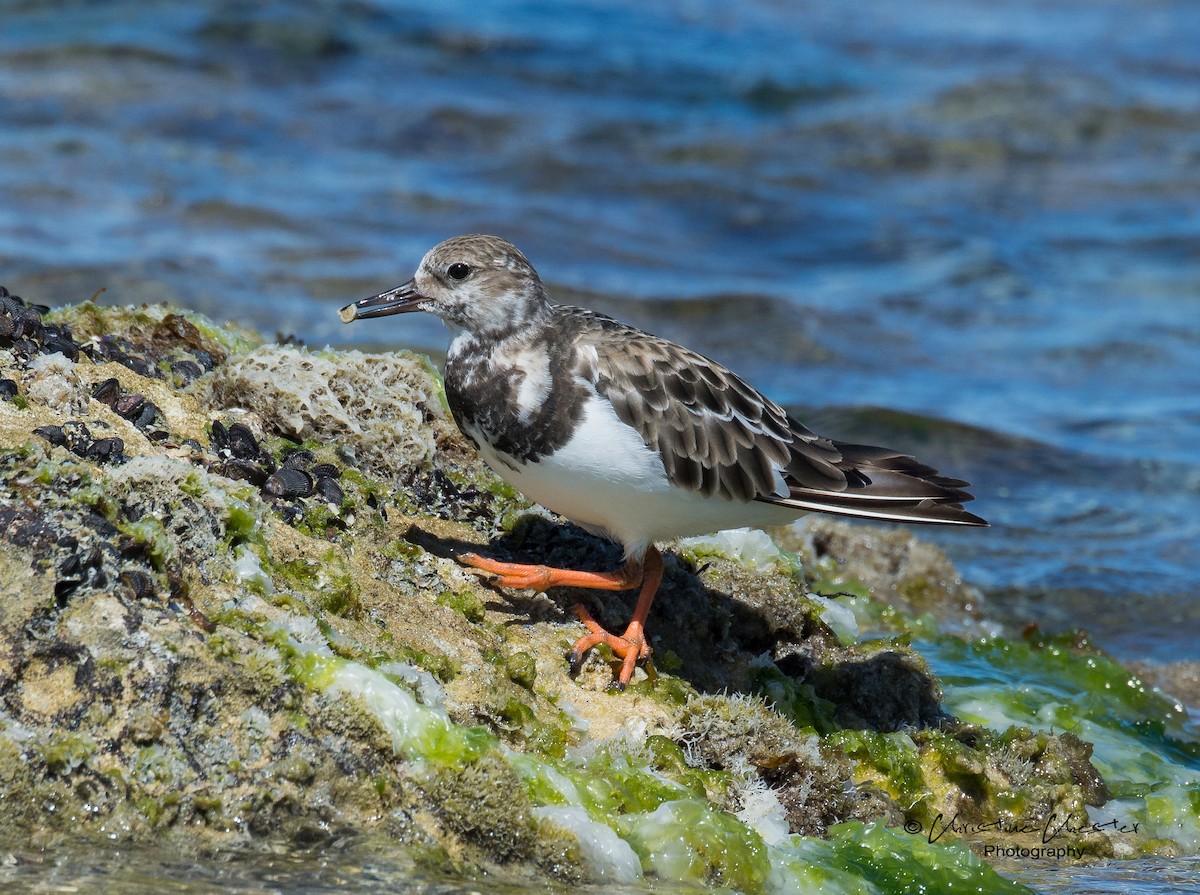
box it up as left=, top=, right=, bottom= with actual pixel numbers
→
left=3, top=3, right=1200, bottom=892
left=2, top=4, right=1198, bottom=655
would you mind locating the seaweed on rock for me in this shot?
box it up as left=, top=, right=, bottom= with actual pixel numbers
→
left=1, top=291, right=1196, bottom=892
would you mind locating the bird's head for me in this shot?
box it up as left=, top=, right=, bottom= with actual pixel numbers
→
left=340, top=234, right=549, bottom=339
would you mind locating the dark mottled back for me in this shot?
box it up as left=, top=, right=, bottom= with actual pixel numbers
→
left=444, top=326, right=589, bottom=464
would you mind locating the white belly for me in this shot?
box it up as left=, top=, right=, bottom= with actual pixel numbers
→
left=468, top=394, right=802, bottom=559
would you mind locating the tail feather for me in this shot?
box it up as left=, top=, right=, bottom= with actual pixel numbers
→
left=757, top=439, right=989, bottom=527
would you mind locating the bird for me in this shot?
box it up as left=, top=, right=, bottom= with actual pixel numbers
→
left=340, top=234, right=986, bottom=688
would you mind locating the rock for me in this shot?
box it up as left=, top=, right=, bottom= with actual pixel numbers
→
left=0, top=293, right=1193, bottom=893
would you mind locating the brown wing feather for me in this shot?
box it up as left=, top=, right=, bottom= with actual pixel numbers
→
left=566, top=307, right=839, bottom=501
left=560, top=306, right=987, bottom=527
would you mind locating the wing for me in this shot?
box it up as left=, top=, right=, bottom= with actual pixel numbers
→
left=564, top=306, right=986, bottom=527
left=567, top=307, right=855, bottom=500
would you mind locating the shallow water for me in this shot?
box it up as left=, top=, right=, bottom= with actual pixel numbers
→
left=0, top=841, right=660, bottom=895
left=2, top=1, right=1198, bottom=891
left=2, top=842, right=1197, bottom=895
left=1008, top=856, right=1200, bottom=895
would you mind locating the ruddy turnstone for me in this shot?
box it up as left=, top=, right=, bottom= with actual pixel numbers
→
left=341, top=234, right=986, bottom=688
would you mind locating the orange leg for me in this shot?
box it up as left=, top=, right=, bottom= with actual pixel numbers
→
left=569, top=546, right=664, bottom=690
left=459, top=551, right=645, bottom=592
left=458, top=546, right=665, bottom=689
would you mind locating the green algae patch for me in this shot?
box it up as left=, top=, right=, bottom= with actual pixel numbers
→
left=832, top=730, right=928, bottom=806
left=751, top=657, right=839, bottom=734
left=926, top=633, right=1200, bottom=855
left=676, top=526, right=803, bottom=580
left=275, top=549, right=362, bottom=618
left=426, top=750, right=545, bottom=866
left=47, top=301, right=262, bottom=366
left=437, top=588, right=485, bottom=624
left=504, top=650, right=538, bottom=690
left=290, top=650, right=494, bottom=769
left=116, top=517, right=175, bottom=571
left=284, top=643, right=1031, bottom=892
left=35, top=732, right=99, bottom=776
left=817, top=821, right=1035, bottom=895
left=575, top=751, right=702, bottom=819
left=621, top=798, right=772, bottom=891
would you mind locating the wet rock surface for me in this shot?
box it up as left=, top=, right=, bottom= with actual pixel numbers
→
left=0, top=293, right=1187, bottom=889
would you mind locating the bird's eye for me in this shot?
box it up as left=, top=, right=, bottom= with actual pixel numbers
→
left=447, top=263, right=471, bottom=280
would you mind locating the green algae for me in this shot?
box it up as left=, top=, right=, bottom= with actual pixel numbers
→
left=393, top=647, right=459, bottom=683
left=751, top=657, right=839, bottom=734
left=289, top=646, right=759, bottom=884
left=290, top=650, right=494, bottom=770
left=575, top=752, right=702, bottom=819
left=925, top=633, right=1200, bottom=854
left=282, top=638, right=1035, bottom=892
left=832, top=729, right=928, bottom=805
left=676, top=527, right=803, bottom=578
left=644, top=735, right=736, bottom=807
left=31, top=451, right=100, bottom=500
left=817, top=821, right=1035, bottom=895
left=436, top=587, right=485, bottom=623
left=427, top=749, right=544, bottom=865
left=504, top=651, right=538, bottom=690
left=264, top=499, right=1190, bottom=885
left=622, top=798, right=772, bottom=891
left=116, top=517, right=175, bottom=571
left=814, top=580, right=938, bottom=641
left=47, top=301, right=261, bottom=360
left=188, top=476, right=263, bottom=548
left=274, top=549, right=362, bottom=618
left=407, top=351, right=451, bottom=415
left=794, top=551, right=1200, bottom=856
left=337, top=467, right=388, bottom=524
left=35, top=732, right=98, bottom=776
left=466, top=663, right=577, bottom=760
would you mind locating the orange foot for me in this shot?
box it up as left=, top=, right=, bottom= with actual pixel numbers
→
left=569, top=604, right=652, bottom=690
left=458, top=546, right=665, bottom=690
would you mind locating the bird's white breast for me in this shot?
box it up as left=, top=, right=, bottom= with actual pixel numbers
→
left=468, top=392, right=801, bottom=558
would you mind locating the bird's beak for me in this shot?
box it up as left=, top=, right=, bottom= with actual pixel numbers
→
left=339, top=279, right=428, bottom=323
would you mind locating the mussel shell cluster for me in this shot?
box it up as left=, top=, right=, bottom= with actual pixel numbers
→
left=210, top=420, right=345, bottom=509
